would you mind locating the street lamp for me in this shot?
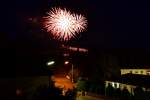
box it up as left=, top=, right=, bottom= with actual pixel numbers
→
left=47, top=61, right=55, bottom=66
left=64, top=61, right=69, bottom=65
left=47, top=61, right=55, bottom=88
left=64, top=61, right=74, bottom=83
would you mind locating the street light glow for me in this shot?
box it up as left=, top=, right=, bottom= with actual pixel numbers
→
left=47, top=61, right=55, bottom=66
left=64, top=61, right=69, bottom=65
left=66, top=75, right=70, bottom=79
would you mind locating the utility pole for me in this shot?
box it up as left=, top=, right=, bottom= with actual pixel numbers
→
left=72, top=64, right=74, bottom=83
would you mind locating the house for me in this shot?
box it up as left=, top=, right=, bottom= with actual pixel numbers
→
left=105, top=66, right=150, bottom=95
left=121, top=69, right=150, bottom=75
left=105, top=74, right=150, bottom=95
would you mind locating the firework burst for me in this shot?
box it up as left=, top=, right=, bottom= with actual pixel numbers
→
left=43, top=8, right=87, bottom=41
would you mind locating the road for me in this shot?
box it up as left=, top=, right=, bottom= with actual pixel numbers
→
left=52, top=75, right=74, bottom=90
left=76, top=96, right=105, bottom=100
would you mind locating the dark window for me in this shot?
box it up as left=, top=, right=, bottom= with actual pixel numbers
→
left=130, top=71, right=132, bottom=73
left=135, top=71, right=138, bottom=73
left=141, top=71, right=143, bottom=74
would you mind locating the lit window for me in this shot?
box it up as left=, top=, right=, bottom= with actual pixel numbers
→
left=112, top=82, right=115, bottom=87
left=112, top=82, right=119, bottom=88
left=115, top=83, right=120, bottom=88
left=141, top=71, right=143, bottom=74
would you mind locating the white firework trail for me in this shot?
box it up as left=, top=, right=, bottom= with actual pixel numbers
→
left=43, top=8, right=87, bottom=41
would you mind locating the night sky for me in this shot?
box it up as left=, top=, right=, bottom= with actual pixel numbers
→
left=10, top=0, right=150, bottom=47
left=1, top=0, right=150, bottom=76
left=9, top=0, right=150, bottom=47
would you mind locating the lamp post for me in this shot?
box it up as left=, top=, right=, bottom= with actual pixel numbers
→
left=47, top=61, right=55, bottom=66
left=64, top=61, right=74, bottom=83
left=47, top=61, right=55, bottom=88
left=71, top=64, right=74, bottom=83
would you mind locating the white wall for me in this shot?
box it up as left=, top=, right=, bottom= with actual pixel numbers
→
left=121, top=69, right=150, bottom=75
left=105, top=81, right=136, bottom=95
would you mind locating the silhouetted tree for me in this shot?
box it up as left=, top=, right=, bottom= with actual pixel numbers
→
left=144, top=91, right=150, bottom=100
left=32, top=81, right=65, bottom=100
left=32, top=85, right=49, bottom=100
left=134, top=87, right=144, bottom=100
left=106, top=83, right=115, bottom=96
left=121, top=87, right=130, bottom=100
left=114, top=88, right=121, bottom=98
left=65, top=89, right=77, bottom=100
left=89, top=83, right=96, bottom=93
left=76, top=77, right=88, bottom=91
